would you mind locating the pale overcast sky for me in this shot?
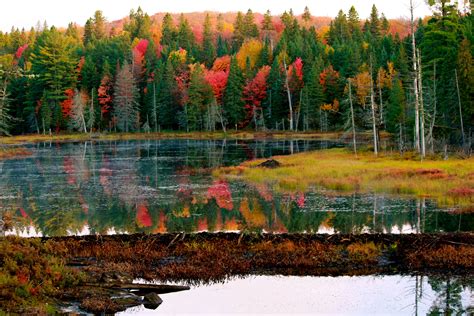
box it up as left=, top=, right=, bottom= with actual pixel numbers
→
left=1, top=0, right=433, bottom=32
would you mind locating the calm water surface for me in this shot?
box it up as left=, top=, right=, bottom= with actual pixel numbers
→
left=118, top=275, right=473, bottom=315
left=0, top=139, right=471, bottom=237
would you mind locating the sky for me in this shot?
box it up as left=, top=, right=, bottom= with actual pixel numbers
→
left=1, top=0, right=433, bottom=32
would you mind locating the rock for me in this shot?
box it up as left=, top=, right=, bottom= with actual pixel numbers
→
left=143, top=292, right=163, bottom=310
left=257, top=159, right=281, bottom=168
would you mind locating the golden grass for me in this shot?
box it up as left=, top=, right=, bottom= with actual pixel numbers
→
left=215, top=148, right=474, bottom=207
left=0, top=131, right=345, bottom=145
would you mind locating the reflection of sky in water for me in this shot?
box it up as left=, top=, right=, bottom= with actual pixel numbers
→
left=116, top=275, right=473, bottom=315
left=0, top=140, right=472, bottom=237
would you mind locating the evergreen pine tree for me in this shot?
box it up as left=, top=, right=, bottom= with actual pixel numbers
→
left=223, top=57, right=245, bottom=128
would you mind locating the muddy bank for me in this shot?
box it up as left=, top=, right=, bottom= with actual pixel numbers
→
left=57, top=233, right=474, bottom=277
left=1, top=233, right=473, bottom=313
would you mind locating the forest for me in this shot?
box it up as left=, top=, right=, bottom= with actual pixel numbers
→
left=0, top=1, right=472, bottom=155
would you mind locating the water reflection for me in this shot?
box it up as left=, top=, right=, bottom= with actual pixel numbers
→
left=0, top=140, right=472, bottom=237
left=118, top=275, right=473, bottom=315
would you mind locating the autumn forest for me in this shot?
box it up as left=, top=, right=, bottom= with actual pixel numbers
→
left=0, top=2, right=472, bottom=152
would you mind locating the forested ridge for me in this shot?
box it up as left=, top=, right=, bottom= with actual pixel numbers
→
left=0, top=2, right=472, bottom=153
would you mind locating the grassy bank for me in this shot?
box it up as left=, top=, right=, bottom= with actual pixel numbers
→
left=215, top=148, right=474, bottom=208
left=0, top=131, right=347, bottom=145
left=1, top=233, right=473, bottom=313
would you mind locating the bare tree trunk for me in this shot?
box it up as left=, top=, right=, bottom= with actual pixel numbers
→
left=90, top=88, right=94, bottom=135
left=428, top=62, right=437, bottom=153
left=399, top=124, right=403, bottom=155
left=283, top=59, right=293, bottom=131
left=417, top=49, right=426, bottom=158
left=153, top=82, right=158, bottom=133
left=454, top=69, right=465, bottom=147
left=81, top=114, right=88, bottom=133
left=348, top=80, right=357, bottom=157
left=217, top=105, right=226, bottom=133
left=410, top=0, right=420, bottom=153
left=253, top=105, right=257, bottom=131
left=295, top=90, right=303, bottom=132
left=370, top=57, right=378, bottom=156
left=378, top=71, right=383, bottom=125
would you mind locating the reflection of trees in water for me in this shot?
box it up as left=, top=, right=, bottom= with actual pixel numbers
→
left=427, top=276, right=473, bottom=315
left=0, top=140, right=472, bottom=236
left=405, top=275, right=472, bottom=316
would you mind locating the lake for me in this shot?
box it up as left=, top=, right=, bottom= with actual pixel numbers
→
left=117, top=275, right=472, bottom=315
left=0, top=139, right=471, bottom=237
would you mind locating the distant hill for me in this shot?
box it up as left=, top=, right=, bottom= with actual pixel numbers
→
left=106, top=11, right=411, bottom=41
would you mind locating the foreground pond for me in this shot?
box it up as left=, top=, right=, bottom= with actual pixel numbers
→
left=117, top=275, right=473, bottom=315
left=0, top=139, right=472, bottom=236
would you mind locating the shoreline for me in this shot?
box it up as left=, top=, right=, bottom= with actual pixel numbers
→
left=1, top=232, right=473, bottom=313
left=0, top=130, right=386, bottom=145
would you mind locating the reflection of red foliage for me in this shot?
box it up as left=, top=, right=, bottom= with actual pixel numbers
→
left=256, top=184, right=273, bottom=202
left=137, top=203, right=152, bottom=227
left=296, top=192, right=305, bottom=208
left=197, top=217, right=208, bottom=231
left=224, top=217, right=239, bottom=231
left=99, top=158, right=112, bottom=195
left=207, top=180, right=233, bottom=210
left=63, top=156, right=76, bottom=185
left=272, top=213, right=288, bottom=233
left=289, top=192, right=305, bottom=208
left=19, top=207, right=29, bottom=219
left=78, top=195, right=89, bottom=214
left=215, top=209, right=223, bottom=231
left=153, top=211, right=167, bottom=233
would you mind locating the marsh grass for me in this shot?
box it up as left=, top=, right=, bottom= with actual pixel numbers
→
left=215, top=148, right=474, bottom=207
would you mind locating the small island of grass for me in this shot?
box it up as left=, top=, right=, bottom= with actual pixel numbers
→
left=215, top=148, right=474, bottom=208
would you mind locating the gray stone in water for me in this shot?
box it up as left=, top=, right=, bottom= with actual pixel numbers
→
left=143, top=292, right=163, bottom=310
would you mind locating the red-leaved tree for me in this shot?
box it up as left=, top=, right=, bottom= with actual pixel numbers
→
left=205, top=69, right=229, bottom=131
left=98, top=75, right=113, bottom=117
left=288, top=57, right=304, bottom=91
left=60, top=89, right=74, bottom=119
left=242, top=65, right=271, bottom=129
left=132, top=39, right=149, bottom=79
